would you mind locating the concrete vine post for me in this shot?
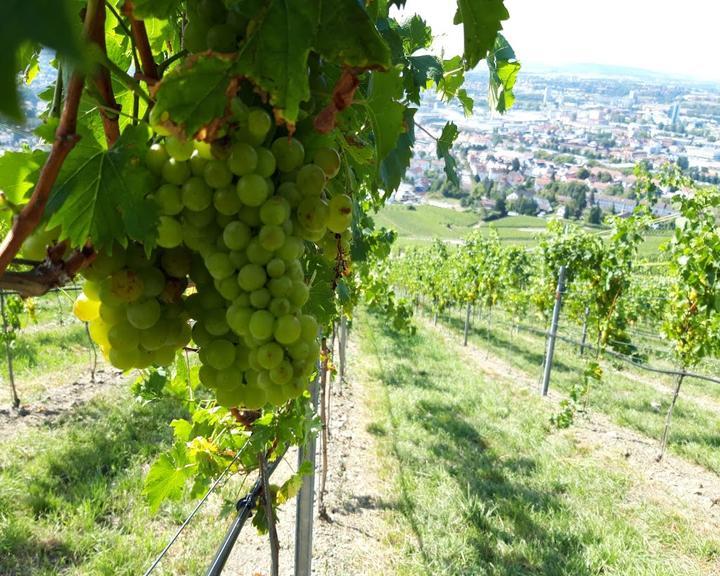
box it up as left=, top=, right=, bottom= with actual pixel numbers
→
left=541, top=266, right=566, bottom=397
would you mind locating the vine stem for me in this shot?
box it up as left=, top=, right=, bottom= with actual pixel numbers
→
left=122, top=1, right=159, bottom=83
left=0, top=0, right=108, bottom=278
left=259, top=453, right=279, bottom=576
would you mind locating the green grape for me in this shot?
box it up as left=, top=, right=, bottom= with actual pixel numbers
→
left=145, top=143, right=169, bottom=175
left=216, top=385, right=248, bottom=408
left=313, top=147, right=341, bottom=178
left=249, top=309, right=274, bottom=340
left=83, top=280, right=101, bottom=301
left=99, top=302, right=124, bottom=325
left=249, top=288, right=271, bottom=309
left=182, top=177, right=213, bottom=211
left=269, top=297, right=291, bottom=317
left=205, top=339, right=236, bottom=370
left=242, top=384, right=267, bottom=409
left=247, top=349, right=261, bottom=369
left=277, top=181, right=302, bottom=208
left=257, top=341, right=283, bottom=370
left=205, top=251, right=234, bottom=279
left=229, top=250, right=249, bottom=269
left=268, top=276, right=291, bottom=298
left=258, top=225, right=285, bottom=251
left=265, top=382, right=287, bottom=406
left=203, top=159, right=233, bottom=188
left=126, top=244, right=155, bottom=269
left=274, top=314, right=301, bottom=345
left=286, top=259, right=304, bottom=281
left=277, top=236, right=304, bottom=261
left=289, top=281, right=310, bottom=307
left=183, top=205, right=216, bottom=228
left=248, top=108, right=272, bottom=141
left=192, top=322, right=214, bottom=347
left=223, top=221, right=251, bottom=251
left=266, top=258, right=286, bottom=278
left=271, top=137, right=305, bottom=172
left=153, top=345, right=178, bottom=367
left=99, top=278, right=122, bottom=306
left=108, top=320, right=140, bottom=350
left=255, top=147, right=277, bottom=177
left=127, top=299, right=161, bottom=330
left=270, top=360, right=293, bottom=385
left=88, top=318, right=111, bottom=348
left=237, top=174, right=269, bottom=206
left=184, top=18, right=210, bottom=53
left=234, top=346, right=250, bottom=370
left=214, top=186, right=243, bottom=215
left=327, top=193, right=353, bottom=233
left=157, top=216, right=183, bottom=248
left=73, top=294, right=100, bottom=322
left=190, top=151, right=208, bottom=176
left=216, top=215, right=234, bottom=233
left=227, top=303, right=253, bottom=335
left=296, top=164, right=326, bottom=197
left=109, top=347, right=141, bottom=371
left=185, top=292, right=203, bottom=319
left=161, top=247, right=192, bottom=278
left=199, top=365, right=219, bottom=388
left=216, top=368, right=242, bottom=389
left=85, top=245, right=127, bottom=279
left=297, top=197, right=329, bottom=231
left=139, top=268, right=165, bottom=297
left=238, top=206, right=261, bottom=227
left=206, top=23, right=237, bottom=51
left=166, top=136, right=195, bottom=161
left=260, top=196, right=290, bottom=226
left=194, top=140, right=214, bottom=160
left=228, top=142, right=258, bottom=176
left=237, top=263, right=267, bottom=291
left=216, top=276, right=241, bottom=300
left=140, top=320, right=170, bottom=350
left=246, top=239, right=273, bottom=265
left=288, top=341, right=309, bottom=361
left=110, top=269, right=144, bottom=303
left=162, top=158, right=191, bottom=185
left=300, top=314, right=318, bottom=342
left=205, top=308, right=230, bottom=336
left=199, top=288, right=224, bottom=310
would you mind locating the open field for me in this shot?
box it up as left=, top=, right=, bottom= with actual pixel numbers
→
left=375, top=204, right=672, bottom=256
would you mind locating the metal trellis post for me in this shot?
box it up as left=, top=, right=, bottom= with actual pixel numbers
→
left=541, top=266, right=566, bottom=397
left=463, top=302, right=471, bottom=346
left=579, top=305, right=590, bottom=356
left=294, top=372, right=320, bottom=576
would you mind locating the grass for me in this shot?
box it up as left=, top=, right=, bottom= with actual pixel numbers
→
left=376, top=204, right=670, bottom=256
left=0, top=384, right=244, bottom=575
left=356, top=310, right=720, bottom=575
left=436, top=305, right=720, bottom=475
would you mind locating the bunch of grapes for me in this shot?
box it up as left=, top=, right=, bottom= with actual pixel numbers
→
left=72, top=96, right=353, bottom=411
left=72, top=244, right=192, bottom=370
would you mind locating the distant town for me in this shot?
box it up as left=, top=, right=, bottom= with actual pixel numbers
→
left=398, top=66, right=720, bottom=223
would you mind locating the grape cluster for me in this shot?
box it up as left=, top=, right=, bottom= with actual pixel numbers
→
left=73, top=98, right=352, bottom=410
left=73, top=244, right=191, bottom=370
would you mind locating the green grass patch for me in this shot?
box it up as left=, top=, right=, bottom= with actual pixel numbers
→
left=356, top=310, right=720, bottom=575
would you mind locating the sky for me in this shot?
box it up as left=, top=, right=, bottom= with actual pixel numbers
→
left=392, top=0, right=720, bottom=82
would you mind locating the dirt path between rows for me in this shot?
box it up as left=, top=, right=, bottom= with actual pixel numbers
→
left=427, top=317, right=720, bottom=538
left=225, top=336, right=395, bottom=576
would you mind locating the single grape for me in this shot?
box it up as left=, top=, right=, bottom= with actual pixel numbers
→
left=110, top=269, right=144, bottom=303
left=237, top=263, right=267, bottom=291
left=154, top=184, right=183, bottom=216
left=83, top=280, right=101, bottom=301
left=161, top=247, right=192, bottom=278
left=190, top=151, right=208, bottom=176
left=73, top=294, right=100, bottom=322
left=205, top=307, right=231, bottom=336
left=266, top=258, right=286, bottom=278
left=183, top=205, right=216, bottom=228
left=140, top=320, right=171, bottom=350
left=200, top=288, right=225, bottom=310
left=228, top=142, right=258, bottom=176
left=271, top=137, right=305, bottom=172
left=99, top=302, right=125, bottom=325
left=296, top=164, right=326, bottom=197
left=287, top=341, right=310, bottom=361
left=268, top=276, right=292, bottom=298
left=223, top=221, right=251, bottom=251
left=270, top=360, right=293, bottom=385
left=205, top=251, right=234, bottom=280
left=216, top=276, right=241, bottom=300
left=313, top=147, right=341, bottom=178
left=153, top=345, right=178, bottom=367
left=300, top=314, right=318, bottom=342
left=205, top=338, right=236, bottom=370
left=248, top=108, right=272, bottom=141
left=139, top=268, right=166, bottom=297
left=259, top=196, right=290, bottom=226
left=88, top=318, right=111, bottom=348
left=255, top=147, right=277, bottom=177
left=165, top=136, right=195, bottom=161
left=199, top=365, right=219, bottom=388
left=286, top=259, right=304, bottom=282
left=204, top=159, right=233, bottom=188
left=182, top=177, right=213, bottom=211
left=327, top=194, right=353, bottom=233
left=126, top=299, right=161, bottom=330
left=157, top=216, right=183, bottom=248
left=289, top=281, right=310, bottom=307
left=206, top=23, right=237, bottom=52
left=194, top=140, right=214, bottom=160
left=258, top=225, right=285, bottom=252
left=192, top=322, right=214, bottom=348
left=237, top=174, right=269, bottom=206
left=249, top=288, right=271, bottom=309
left=238, top=206, right=261, bottom=227
left=257, top=341, right=283, bottom=370
left=162, top=158, right=191, bottom=185
left=246, top=239, right=273, bottom=265
left=297, top=197, right=329, bottom=231
left=277, top=236, right=304, bottom=261
left=277, top=181, right=302, bottom=208
left=274, top=314, right=301, bottom=345
left=227, top=303, right=253, bottom=335
left=108, top=320, right=141, bottom=350
left=109, top=347, right=141, bottom=371
left=229, top=250, right=249, bottom=269
left=269, top=297, right=291, bottom=317
left=145, top=143, right=169, bottom=175
left=214, top=186, right=242, bottom=215
left=249, top=309, right=274, bottom=340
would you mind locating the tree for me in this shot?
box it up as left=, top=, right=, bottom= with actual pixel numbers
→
left=586, top=205, right=603, bottom=225
left=495, top=196, right=508, bottom=216
left=511, top=157, right=521, bottom=172
left=676, top=156, right=690, bottom=171
left=577, top=167, right=591, bottom=179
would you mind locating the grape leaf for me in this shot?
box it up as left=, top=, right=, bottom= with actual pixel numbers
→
left=317, top=0, right=390, bottom=69
left=437, top=121, right=459, bottom=186
left=487, top=34, right=521, bottom=114
left=143, top=443, right=192, bottom=512
left=131, top=0, right=182, bottom=19
left=380, top=108, right=415, bottom=193
left=47, top=125, right=158, bottom=250
left=0, top=149, right=48, bottom=205
left=234, top=1, right=320, bottom=125
left=454, top=0, right=509, bottom=69
left=367, top=68, right=405, bottom=165
left=304, top=254, right=336, bottom=328
left=152, top=54, right=235, bottom=138
left=0, top=0, right=82, bottom=119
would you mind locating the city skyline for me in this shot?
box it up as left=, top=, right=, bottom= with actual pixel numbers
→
left=392, top=1, right=720, bottom=83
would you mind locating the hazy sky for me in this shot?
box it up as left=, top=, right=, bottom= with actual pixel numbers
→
left=392, top=1, right=720, bottom=81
